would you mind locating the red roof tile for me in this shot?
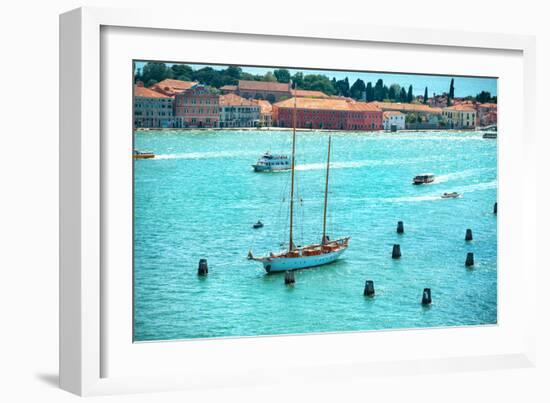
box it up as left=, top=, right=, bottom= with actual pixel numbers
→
left=134, top=85, right=171, bottom=99
left=219, top=93, right=259, bottom=106
left=238, top=80, right=291, bottom=92
left=274, top=97, right=381, bottom=112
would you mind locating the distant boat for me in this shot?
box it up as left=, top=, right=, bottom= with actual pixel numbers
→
left=252, top=220, right=264, bottom=229
left=248, top=92, right=350, bottom=273
left=133, top=150, right=155, bottom=159
left=252, top=152, right=291, bottom=172
left=483, top=132, right=497, bottom=139
left=413, top=173, right=435, bottom=185
left=441, top=192, right=460, bottom=199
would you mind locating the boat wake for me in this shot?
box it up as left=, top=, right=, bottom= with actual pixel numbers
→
left=434, top=168, right=495, bottom=184
left=155, top=150, right=257, bottom=160
left=296, top=156, right=432, bottom=172
left=383, top=180, right=497, bottom=203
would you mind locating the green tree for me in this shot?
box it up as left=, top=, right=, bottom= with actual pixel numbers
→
left=475, top=91, right=494, bottom=103
left=350, top=78, right=366, bottom=100
left=374, top=79, right=386, bottom=101
left=171, top=64, right=193, bottom=81
left=447, top=78, right=455, bottom=106
left=399, top=87, right=407, bottom=102
left=291, top=72, right=304, bottom=88
left=388, top=84, right=401, bottom=101
left=140, top=62, right=170, bottom=86
left=365, top=82, right=374, bottom=101
left=263, top=71, right=277, bottom=82
left=423, top=87, right=428, bottom=104
left=273, top=69, right=291, bottom=83
left=335, top=78, right=350, bottom=97
left=302, top=74, right=336, bottom=95
left=407, top=85, right=413, bottom=103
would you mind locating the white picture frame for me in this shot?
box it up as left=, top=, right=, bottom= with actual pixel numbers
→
left=60, top=6, right=537, bottom=396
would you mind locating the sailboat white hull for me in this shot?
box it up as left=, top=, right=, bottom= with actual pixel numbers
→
left=260, top=246, right=348, bottom=273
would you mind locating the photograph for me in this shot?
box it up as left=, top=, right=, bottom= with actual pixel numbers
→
left=132, top=61, right=498, bottom=342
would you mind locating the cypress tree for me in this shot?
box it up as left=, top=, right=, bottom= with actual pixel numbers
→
left=407, top=85, right=413, bottom=103
left=423, top=87, right=428, bottom=104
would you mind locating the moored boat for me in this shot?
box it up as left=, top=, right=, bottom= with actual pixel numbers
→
left=413, top=173, right=435, bottom=185
left=441, top=192, right=460, bottom=199
left=248, top=90, right=350, bottom=273
left=133, top=150, right=155, bottom=159
left=482, top=132, right=497, bottom=139
left=252, top=152, right=291, bottom=172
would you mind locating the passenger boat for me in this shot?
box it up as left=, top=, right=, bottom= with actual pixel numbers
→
left=252, top=152, right=291, bottom=172
left=441, top=192, right=460, bottom=199
left=133, top=150, right=155, bottom=159
left=412, top=173, right=435, bottom=185
left=248, top=92, right=350, bottom=273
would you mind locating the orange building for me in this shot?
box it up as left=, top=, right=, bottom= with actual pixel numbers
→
left=174, top=84, right=220, bottom=128
left=273, top=97, right=383, bottom=130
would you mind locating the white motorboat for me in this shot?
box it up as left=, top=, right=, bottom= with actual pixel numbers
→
left=252, top=152, right=290, bottom=172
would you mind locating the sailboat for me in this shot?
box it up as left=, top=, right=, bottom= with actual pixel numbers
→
left=248, top=94, right=350, bottom=273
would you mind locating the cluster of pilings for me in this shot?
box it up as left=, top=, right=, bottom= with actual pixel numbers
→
left=195, top=201, right=496, bottom=305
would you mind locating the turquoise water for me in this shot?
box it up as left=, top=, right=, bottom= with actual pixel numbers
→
left=133, top=130, right=497, bottom=341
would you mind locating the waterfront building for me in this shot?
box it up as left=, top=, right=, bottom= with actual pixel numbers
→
left=443, top=104, right=476, bottom=129
left=273, top=97, right=383, bottom=130
left=252, top=99, right=273, bottom=127
left=383, top=111, right=405, bottom=131
left=477, top=103, right=498, bottom=127
left=219, top=94, right=260, bottom=128
left=236, top=80, right=292, bottom=102
left=133, top=84, right=175, bottom=129
left=174, top=84, right=220, bottom=128
left=150, top=78, right=198, bottom=97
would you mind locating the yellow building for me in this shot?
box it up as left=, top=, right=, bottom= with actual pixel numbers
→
left=443, top=105, right=476, bottom=129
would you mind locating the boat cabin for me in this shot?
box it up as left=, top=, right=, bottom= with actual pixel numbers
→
left=413, top=173, right=435, bottom=184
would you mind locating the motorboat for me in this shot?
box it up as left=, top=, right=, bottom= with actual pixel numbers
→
left=482, top=132, right=497, bottom=139
left=252, top=220, right=264, bottom=229
left=441, top=192, right=460, bottom=199
left=133, top=150, right=155, bottom=159
left=412, top=173, right=435, bottom=185
left=252, top=152, right=291, bottom=172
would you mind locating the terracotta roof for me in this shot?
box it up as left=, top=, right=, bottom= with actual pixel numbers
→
left=152, top=79, right=197, bottom=93
left=252, top=99, right=273, bottom=114
left=383, top=111, right=404, bottom=118
left=134, top=85, right=171, bottom=99
left=291, top=89, right=328, bottom=98
left=220, top=93, right=259, bottom=107
left=445, top=104, right=475, bottom=112
left=372, top=102, right=442, bottom=114
left=238, top=80, right=291, bottom=92
left=478, top=103, right=497, bottom=108
left=274, top=97, right=381, bottom=112
left=220, top=85, right=237, bottom=91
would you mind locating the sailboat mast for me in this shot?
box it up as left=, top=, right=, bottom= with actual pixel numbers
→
left=322, top=136, right=331, bottom=244
left=289, top=95, right=297, bottom=252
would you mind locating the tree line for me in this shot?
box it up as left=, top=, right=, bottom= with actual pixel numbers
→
left=135, top=62, right=496, bottom=104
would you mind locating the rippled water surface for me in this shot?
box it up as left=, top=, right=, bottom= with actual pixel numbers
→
left=134, top=130, right=497, bottom=341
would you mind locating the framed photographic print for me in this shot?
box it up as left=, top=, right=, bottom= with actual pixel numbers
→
left=60, top=6, right=537, bottom=396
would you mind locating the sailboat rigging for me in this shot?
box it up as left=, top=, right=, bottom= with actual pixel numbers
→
left=248, top=90, right=350, bottom=273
